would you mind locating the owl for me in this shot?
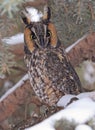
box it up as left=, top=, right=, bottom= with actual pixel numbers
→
left=21, top=6, right=82, bottom=107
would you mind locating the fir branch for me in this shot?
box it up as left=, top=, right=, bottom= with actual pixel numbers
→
left=0, top=0, right=25, bottom=18
left=0, top=43, right=16, bottom=75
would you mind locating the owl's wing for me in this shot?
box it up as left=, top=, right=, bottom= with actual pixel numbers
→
left=69, top=61, right=82, bottom=86
left=45, top=47, right=82, bottom=95
left=65, top=58, right=82, bottom=92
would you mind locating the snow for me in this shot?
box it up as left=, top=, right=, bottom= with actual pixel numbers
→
left=75, top=124, right=92, bottom=130
left=0, top=74, right=6, bottom=79
left=4, top=81, right=13, bottom=88
left=57, top=91, right=95, bottom=108
left=77, top=91, right=95, bottom=100
left=83, top=61, right=95, bottom=84
left=0, top=74, right=28, bottom=102
left=25, top=121, right=55, bottom=130
left=57, top=94, right=76, bottom=107
left=4, top=80, right=13, bottom=91
left=26, top=7, right=43, bottom=22
left=65, top=98, right=95, bottom=122
left=2, top=33, right=24, bottom=45
left=25, top=97, right=95, bottom=130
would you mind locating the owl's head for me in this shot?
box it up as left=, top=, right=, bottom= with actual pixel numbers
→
left=21, top=6, right=59, bottom=53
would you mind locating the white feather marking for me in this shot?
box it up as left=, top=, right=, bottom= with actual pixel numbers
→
left=26, top=7, right=43, bottom=22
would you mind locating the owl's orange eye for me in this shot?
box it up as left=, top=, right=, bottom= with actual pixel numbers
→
left=31, top=32, right=36, bottom=39
left=47, top=30, right=51, bottom=37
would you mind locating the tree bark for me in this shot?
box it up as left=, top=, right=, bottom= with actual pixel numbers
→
left=23, top=0, right=47, bottom=8
left=0, top=76, right=40, bottom=123
left=67, top=32, right=95, bottom=66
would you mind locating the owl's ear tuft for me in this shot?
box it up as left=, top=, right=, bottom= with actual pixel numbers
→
left=20, top=11, right=30, bottom=25
left=43, top=5, right=51, bottom=22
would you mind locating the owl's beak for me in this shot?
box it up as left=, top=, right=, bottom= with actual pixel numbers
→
left=39, top=36, right=45, bottom=48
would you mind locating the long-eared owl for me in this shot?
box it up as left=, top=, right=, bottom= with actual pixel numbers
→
left=21, top=6, right=82, bottom=106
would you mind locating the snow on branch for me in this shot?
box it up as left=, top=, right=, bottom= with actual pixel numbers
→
left=0, top=74, right=28, bottom=102
left=66, top=34, right=88, bottom=53
left=0, top=74, right=32, bottom=122
left=2, top=33, right=24, bottom=45
left=25, top=96, right=95, bottom=130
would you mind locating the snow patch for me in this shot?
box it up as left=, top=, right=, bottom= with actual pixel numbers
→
left=61, top=98, right=95, bottom=123
left=57, top=91, right=95, bottom=108
left=25, top=122, right=55, bottom=130
left=2, top=33, right=24, bottom=45
left=75, top=124, right=92, bottom=130
left=4, top=81, right=13, bottom=91
left=77, top=91, right=95, bottom=100
left=0, top=74, right=6, bottom=79
left=26, top=7, right=43, bottom=22
left=83, top=61, right=95, bottom=84
left=57, top=94, right=76, bottom=107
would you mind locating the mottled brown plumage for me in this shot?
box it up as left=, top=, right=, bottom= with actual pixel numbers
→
left=21, top=6, right=82, bottom=107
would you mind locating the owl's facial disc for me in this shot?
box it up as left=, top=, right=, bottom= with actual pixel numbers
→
left=29, top=23, right=51, bottom=48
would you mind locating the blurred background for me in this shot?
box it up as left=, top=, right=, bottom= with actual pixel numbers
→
left=0, top=0, right=95, bottom=129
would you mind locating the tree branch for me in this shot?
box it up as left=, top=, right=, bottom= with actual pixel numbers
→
left=66, top=32, right=95, bottom=66
left=0, top=75, right=40, bottom=123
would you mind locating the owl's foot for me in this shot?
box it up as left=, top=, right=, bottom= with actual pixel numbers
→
left=40, top=105, right=63, bottom=118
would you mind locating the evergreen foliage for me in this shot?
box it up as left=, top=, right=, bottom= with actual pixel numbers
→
left=55, top=119, right=76, bottom=130
left=48, top=0, right=95, bottom=46
left=0, top=0, right=24, bottom=18
left=0, top=43, right=16, bottom=75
